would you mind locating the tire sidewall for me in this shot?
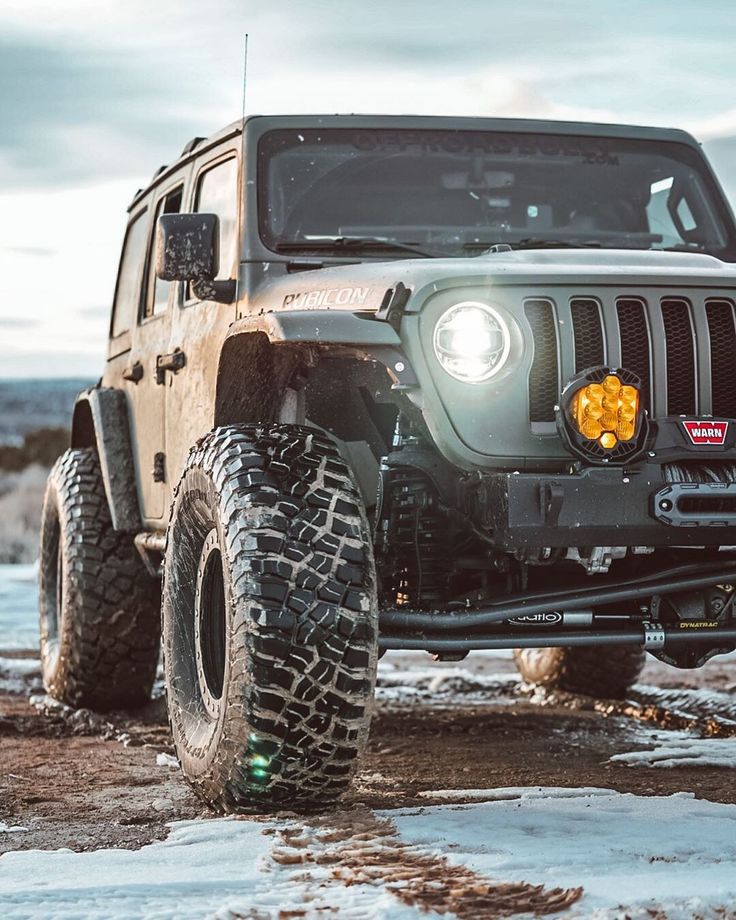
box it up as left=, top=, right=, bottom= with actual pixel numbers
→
left=39, top=454, right=97, bottom=698
left=162, top=466, right=239, bottom=793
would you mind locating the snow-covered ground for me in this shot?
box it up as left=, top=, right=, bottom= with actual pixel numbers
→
left=0, top=563, right=38, bottom=650
left=2, top=789, right=736, bottom=919
left=393, top=788, right=736, bottom=919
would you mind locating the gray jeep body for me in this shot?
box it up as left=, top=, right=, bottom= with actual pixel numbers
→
left=71, top=114, right=736, bottom=665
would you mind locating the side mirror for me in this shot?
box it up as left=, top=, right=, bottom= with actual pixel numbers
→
left=155, top=213, right=236, bottom=304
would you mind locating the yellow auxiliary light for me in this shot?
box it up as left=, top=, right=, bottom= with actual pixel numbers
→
left=570, top=374, right=640, bottom=449
left=558, top=367, right=647, bottom=464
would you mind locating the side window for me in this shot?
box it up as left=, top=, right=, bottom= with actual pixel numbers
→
left=111, top=208, right=148, bottom=338
left=143, top=185, right=183, bottom=319
left=194, top=157, right=238, bottom=282
left=646, top=177, right=681, bottom=249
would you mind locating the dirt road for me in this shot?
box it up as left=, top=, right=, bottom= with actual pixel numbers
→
left=2, top=649, right=735, bottom=856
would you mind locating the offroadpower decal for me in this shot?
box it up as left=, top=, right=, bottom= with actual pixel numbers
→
left=349, top=132, right=621, bottom=165
left=282, top=286, right=372, bottom=309
left=681, top=420, right=729, bottom=446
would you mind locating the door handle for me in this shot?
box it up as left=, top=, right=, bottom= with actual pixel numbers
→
left=122, top=361, right=144, bottom=383
left=156, top=349, right=186, bottom=385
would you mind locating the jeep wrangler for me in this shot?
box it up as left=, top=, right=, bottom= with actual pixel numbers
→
left=39, top=115, right=736, bottom=811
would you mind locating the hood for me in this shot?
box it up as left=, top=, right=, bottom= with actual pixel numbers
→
left=250, top=248, right=736, bottom=315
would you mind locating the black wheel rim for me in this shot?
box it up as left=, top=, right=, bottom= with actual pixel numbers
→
left=194, top=528, right=227, bottom=720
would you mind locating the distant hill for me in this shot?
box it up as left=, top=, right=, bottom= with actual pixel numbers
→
left=0, top=379, right=94, bottom=445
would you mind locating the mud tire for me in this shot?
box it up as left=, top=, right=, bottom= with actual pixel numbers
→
left=38, top=448, right=161, bottom=710
left=513, top=645, right=645, bottom=699
left=162, top=424, right=378, bottom=812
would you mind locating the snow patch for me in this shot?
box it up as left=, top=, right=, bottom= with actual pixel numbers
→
left=0, top=816, right=431, bottom=920
left=0, top=823, right=28, bottom=834
left=0, top=655, right=40, bottom=692
left=155, top=753, right=179, bottom=769
left=418, top=786, right=620, bottom=802
left=391, top=788, right=736, bottom=918
left=610, top=732, right=736, bottom=768
left=376, top=661, right=518, bottom=704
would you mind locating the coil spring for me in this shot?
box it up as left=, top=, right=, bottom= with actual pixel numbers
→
left=379, top=468, right=449, bottom=609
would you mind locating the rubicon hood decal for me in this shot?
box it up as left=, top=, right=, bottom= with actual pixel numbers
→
left=681, top=420, right=729, bottom=445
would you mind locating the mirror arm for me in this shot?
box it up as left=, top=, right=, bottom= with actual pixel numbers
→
left=191, top=277, right=237, bottom=304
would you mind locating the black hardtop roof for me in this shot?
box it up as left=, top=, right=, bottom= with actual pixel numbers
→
left=128, top=113, right=701, bottom=212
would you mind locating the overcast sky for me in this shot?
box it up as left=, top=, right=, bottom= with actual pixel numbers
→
left=2, top=0, right=736, bottom=377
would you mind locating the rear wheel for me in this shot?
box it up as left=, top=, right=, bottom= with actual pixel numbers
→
left=38, top=448, right=161, bottom=709
left=162, top=424, right=378, bottom=812
left=513, top=645, right=645, bottom=699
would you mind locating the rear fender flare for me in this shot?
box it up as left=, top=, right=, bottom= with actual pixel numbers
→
left=71, top=387, right=141, bottom=532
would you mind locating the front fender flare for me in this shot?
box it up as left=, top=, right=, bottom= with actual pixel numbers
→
left=225, top=310, right=417, bottom=387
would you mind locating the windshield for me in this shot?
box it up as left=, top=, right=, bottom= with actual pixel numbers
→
left=257, top=128, right=736, bottom=260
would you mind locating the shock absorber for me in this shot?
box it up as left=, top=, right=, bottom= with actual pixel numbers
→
left=375, top=411, right=454, bottom=614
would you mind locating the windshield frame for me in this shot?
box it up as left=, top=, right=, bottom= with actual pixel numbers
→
left=255, top=126, right=736, bottom=262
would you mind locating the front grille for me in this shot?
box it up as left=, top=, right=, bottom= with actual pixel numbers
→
left=525, top=299, right=559, bottom=422
left=706, top=299, right=736, bottom=417
left=570, top=298, right=604, bottom=373
left=616, top=298, right=652, bottom=411
left=525, top=292, right=736, bottom=424
left=661, top=298, right=696, bottom=415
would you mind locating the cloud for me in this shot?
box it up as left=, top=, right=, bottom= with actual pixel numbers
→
left=1, top=246, right=55, bottom=257
left=0, top=33, right=222, bottom=191
left=0, top=318, right=36, bottom=328
left=77, top=305, right=110, bottom=320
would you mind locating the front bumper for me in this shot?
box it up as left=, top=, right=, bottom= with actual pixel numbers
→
left=479, top=464, right=736, bottom=549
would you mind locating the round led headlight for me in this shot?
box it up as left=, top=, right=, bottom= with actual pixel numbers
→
left=432, top=301, right=511, bottom=383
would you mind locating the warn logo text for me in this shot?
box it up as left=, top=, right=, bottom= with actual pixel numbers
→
left=681, top=420, right=729, bottom=446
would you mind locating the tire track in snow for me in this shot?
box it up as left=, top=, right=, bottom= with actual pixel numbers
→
left=267, top=808, right=583, bottom=919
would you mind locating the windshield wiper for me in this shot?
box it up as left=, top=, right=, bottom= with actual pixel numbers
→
left=464, top=238, right=602, bottom=253
left=275, top=237, right=440, bottom=258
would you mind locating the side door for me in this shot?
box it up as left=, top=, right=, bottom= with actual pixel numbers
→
left=124, top=181, right=185, bottom=525
left=166, top=149, right=240, bottom=487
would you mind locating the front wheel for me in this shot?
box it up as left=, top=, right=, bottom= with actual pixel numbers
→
left=514, top=645, right=645, bottom=699
left=162, top=425, right=378, bottom=812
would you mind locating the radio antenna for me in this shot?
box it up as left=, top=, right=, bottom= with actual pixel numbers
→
left=241, top=33, right=249, bottom=125
left=235, top=33, right=249, bottom=308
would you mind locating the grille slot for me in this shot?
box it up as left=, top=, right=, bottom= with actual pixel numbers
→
left=616, top=298, right=651, bottom=412
left=570, top=298, right=604, bottom=373
left=524, top=299, right=558, bottom=423
left=706, top=299, right=736, bottom=418
left=661, top=298, right=696, bottom=415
